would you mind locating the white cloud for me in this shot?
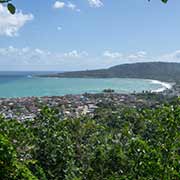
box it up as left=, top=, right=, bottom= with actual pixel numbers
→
left=0, top=4, right=34, bottom=37
left=102, top=50, right=154, bottom=66
left=103, top=51, right=148, bottom=60
left=67, top=2, right=76, bottom=10
left=88, top=0, right=103, bottom=8
left=35, top=48, right=44, bottom=55
left=127, top=51, right=147, bottom=60
left=53, top=1, right=65, bottom=9
left=1, top=47, right=180, bottom=71
left=137, top=51, right=147, bottom=57
left=64, top=50, right=88, bottom=58
left=67, top=2, right=80, bottom=12
left=103, top=51, right=123, bottom=59
left=159, top=50, right=180, bottom=61
left=0, top=47, right=90, bottom=70
left=53, top=1, right=80, bottom=11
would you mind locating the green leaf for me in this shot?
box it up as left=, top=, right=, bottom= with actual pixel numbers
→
left=0, top=0, right=10, bottom=3
left=7, top=3, right=15, bottom=14
left=162, top=0, right=168, bottom=3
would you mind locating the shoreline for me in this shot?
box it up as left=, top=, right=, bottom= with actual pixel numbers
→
left=0, top=78, right=175, bottom=99
left=148, top=79, right=174, bottom=93
left=38, top=76, right=174, bottom=94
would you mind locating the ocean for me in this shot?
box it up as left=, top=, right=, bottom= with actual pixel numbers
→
left=0, top=71, right=171, bottom=98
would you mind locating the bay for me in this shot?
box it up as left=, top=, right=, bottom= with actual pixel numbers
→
left=0, top=72, right=170, bottom=98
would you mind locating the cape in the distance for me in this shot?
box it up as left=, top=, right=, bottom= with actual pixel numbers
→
left=39, top=62, right=180, bottom=83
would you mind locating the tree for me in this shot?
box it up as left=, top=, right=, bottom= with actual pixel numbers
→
left=0, top=134, right=38, bottom=180
left=0, top=0, right=168, bottom=15
left=0, top=0, right=15, bottom=14
left=149, top=0, right=168, bottom=3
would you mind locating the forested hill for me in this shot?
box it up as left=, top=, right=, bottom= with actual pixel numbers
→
left=41, top=62, right=180, bottom=82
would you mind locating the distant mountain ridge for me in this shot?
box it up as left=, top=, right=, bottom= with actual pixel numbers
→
left=40, top=62, right=180, bottom=82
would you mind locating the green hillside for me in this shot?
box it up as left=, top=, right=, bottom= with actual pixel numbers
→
left=41, top=62, right=180, bottom=82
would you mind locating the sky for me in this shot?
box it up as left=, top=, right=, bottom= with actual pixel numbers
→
left=0, top=0, right=180, bottom=71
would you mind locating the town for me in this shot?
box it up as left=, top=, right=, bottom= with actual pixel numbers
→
left=0, top=89, right=177, bottom=121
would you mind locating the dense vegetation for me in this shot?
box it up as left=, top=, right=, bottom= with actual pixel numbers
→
left=41, top=62, right=180, bottom=83
left=1, top=98, right=180, bottom=179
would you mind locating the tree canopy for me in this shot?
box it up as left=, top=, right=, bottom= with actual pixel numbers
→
left=0, top=0, right=168, bottom=15
left=0, top=0, right=15, bottom=14
left=1, top=99, right=180, bottom=179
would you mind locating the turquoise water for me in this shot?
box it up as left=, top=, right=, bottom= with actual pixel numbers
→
left=0, top=72, right=165, bottom=98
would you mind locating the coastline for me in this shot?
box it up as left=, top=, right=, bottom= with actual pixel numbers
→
left=0, top=91, right=174, bottom=121
left=0, top=77, right=178, bottom=121
left=0, top=75, right=174, bottom=98
left=148, top=79, right=174, bottom=93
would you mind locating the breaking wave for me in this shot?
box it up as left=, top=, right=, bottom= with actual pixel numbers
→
left=149, top=80, right=172, bottom=93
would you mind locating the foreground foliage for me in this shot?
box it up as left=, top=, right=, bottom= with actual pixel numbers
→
left=0, top=0, right=168, bottom=15
left=1, top=99, right=180, bottom=179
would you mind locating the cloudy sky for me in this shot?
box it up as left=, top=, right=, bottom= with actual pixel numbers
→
left=0, top=0, right=180, bottom=71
